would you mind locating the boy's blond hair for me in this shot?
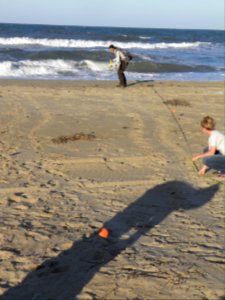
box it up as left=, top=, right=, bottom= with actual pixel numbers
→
left=201, top=116, right=216, bottom=130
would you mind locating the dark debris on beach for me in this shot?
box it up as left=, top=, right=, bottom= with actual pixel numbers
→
left=163, top=99, right=191, bottom=107
left=52, top=132, right=96, bottom=144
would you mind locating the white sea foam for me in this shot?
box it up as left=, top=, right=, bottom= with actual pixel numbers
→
left=0, top=59, right=109, bottom=78
left=0, top=60, right=77, bottom=77
left=139, top=36, right=151, bottom=39
left=0, top=59, right=222, bottom=81
left=83, top=60, right=107, bottom=72
left=0, top=37, right=209, bottom=49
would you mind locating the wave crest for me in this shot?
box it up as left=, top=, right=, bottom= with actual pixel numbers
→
left=0, top=59, right=221, bottom=79
left=0, top=37, right=210, bottom=49
left=0, top=59, right=108, bottom=78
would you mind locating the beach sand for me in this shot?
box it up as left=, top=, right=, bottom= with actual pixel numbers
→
left=0, top=79, right=224, bottom=299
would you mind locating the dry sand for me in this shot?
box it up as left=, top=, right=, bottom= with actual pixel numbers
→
left=0, top=79, right=224, bottom=300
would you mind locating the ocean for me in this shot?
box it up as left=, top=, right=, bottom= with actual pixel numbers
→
left=0, top=23, right=224, bottom=81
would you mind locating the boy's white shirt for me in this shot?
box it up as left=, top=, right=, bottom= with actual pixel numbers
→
left=208, top=130, right=225, bottom=155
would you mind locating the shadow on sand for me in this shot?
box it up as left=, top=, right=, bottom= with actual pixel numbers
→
left=127, top=79, right=154, bottom=87
left=0, top=181, right=219, bottom=300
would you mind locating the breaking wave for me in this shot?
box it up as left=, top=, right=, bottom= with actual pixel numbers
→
left=0, top=59, right=221, bottom=79
left=0, top=37, right=210, bottom=49
left=0, top=59, right=107, bottom=78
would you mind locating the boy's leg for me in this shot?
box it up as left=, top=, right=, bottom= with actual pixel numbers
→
left=203, top=155, right=225, bottom=173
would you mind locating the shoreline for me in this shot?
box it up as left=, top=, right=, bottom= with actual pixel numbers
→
left=0, top=78, right=224, bottom=87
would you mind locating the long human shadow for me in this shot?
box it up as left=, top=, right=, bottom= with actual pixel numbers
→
left=0, top=181, right=219, bottom=300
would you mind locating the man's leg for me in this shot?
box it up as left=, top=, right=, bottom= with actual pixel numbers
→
left=117, top=62, right=127, bottom=87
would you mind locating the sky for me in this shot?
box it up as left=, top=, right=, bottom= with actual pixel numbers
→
left=0, top=0, right=224, bottom=30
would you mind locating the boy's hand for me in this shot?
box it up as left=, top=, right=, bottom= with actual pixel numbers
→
left=192, top=155, right=200, bottom=162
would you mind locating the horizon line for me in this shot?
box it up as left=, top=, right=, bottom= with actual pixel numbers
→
left=0, top=21, right=224, bottom=31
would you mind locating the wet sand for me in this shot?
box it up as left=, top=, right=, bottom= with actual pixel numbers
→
left=0, top=79, right=224, bottom=299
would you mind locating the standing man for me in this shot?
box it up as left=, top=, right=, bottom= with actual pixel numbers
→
left=108, top=44, right=131, bottom=88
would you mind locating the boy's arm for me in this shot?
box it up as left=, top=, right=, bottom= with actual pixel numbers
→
left=192, top=146, right=217, bottom=161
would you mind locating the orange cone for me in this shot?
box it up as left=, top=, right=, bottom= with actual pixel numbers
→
left=98, top=227, right=109, bottom=239
left=170, top=108, right=176, bottom=113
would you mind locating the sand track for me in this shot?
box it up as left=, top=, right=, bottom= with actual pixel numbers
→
left=0, top=80, right=224, bottom=299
